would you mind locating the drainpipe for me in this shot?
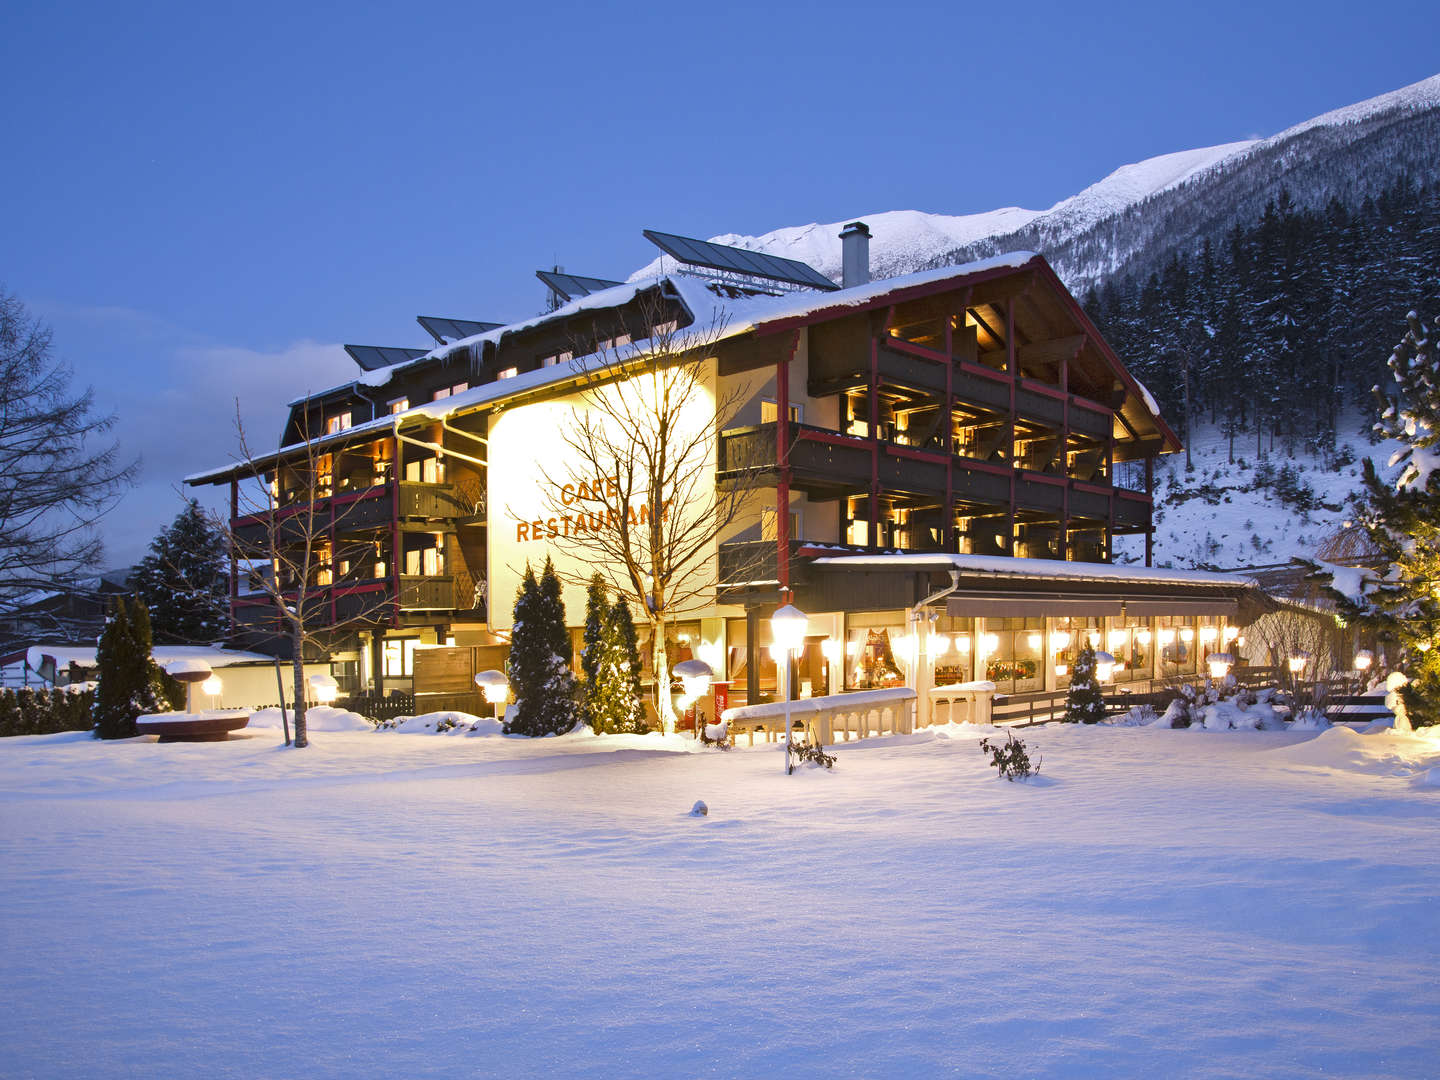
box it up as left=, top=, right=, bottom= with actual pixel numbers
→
left=909, top=568, right=961, bottom=730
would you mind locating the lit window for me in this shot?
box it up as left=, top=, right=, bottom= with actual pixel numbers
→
left=451, top=382, right=467, bottom=395
left=382, top=638, right=419, bottom=678
left=651, top=320, right=678, bottom=337
left=432, top=387, right=451, bottom=401
left=760, top=401, right=802, bottom=424
left=388, top=398, right=408, bottom=414
left=325, top=411, right=353, bottom=435
left=497, top=367, right=518, bottom=380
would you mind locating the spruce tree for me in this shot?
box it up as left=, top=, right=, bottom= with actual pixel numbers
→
left=1340, top=309, right=1440, bottom=726
left=505, top=560, right=578, bottom=736
left=610, top=597, right=646, bottom=727
left=130, top=499, right=229, bottom=644
left=580, top=574, right=608, bottom=732
left=1064, top=640, right=1107, bottom=724
left=92, top=596, right=162, bottom=738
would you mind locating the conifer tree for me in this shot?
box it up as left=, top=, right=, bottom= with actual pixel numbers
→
left=610, top=597, right=645, bottom=726
left=92, top=596, right=163, bottom=738
left=579, top=573, right=608, bottom=730
left=1339, top=309, right=1440, bottom=726
left=505, top=560, right=579, bottom=736
left=130, top=499, right=229, bottom=644
left=1064, top=640, right=1107, bottom=724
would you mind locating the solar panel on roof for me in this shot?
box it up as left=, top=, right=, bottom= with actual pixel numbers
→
left=416, top=315, right=503, bottom=346
left=642, top=229, right=840, bottom=291
left=535, top=270, right=624, bottom=302
left=343, top=345, right=429, bottom=372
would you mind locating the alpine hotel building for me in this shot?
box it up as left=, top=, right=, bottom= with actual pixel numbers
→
left=188, top=225, right=1264, bottom=719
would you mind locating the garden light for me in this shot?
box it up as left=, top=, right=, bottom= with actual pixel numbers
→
left=309, top=673, right=339, bottom=705
left=1207, top=653, right=1233, bottom=680
left=1354, top=649, right=1374, bottom=672
left=474, top=669, right=510, bottom=720
left=1094, top=651, right=1116, bottom=683
left=1287, top=652, right=1310, bottom=676
left=673, top=659, right=714, bottom=715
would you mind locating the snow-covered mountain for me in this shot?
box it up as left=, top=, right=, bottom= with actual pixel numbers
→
left=631, top=74, right=1440, bottom=292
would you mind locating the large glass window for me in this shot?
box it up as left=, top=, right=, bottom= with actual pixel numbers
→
left=983, top=618, right=1044, bottom=694
left=845, top=612, right=908, bottom=691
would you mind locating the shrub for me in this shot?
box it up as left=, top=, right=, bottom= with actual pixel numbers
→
left=0, top=686, right=97, bottom=737
left=788, top=740, right=836, bottom=771
left=979, top=730, right=1040, bottom=781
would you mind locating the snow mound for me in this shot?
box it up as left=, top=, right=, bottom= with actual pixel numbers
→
left=248, top=706, right=373, bottom=732
left=380, top=711, right=503, bottom=736
left=1267, top=726, right=1440, bottom=776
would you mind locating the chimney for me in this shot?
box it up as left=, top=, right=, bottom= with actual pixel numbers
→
left=840, top=221, right=871, bottom=289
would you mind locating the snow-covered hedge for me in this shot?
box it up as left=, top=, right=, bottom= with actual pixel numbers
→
left=0, top=686, right=95, bottom=738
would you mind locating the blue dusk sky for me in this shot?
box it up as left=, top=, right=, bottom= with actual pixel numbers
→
left=2, top=0, right=1437, bottom=565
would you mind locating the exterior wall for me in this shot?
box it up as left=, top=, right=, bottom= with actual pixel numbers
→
left=485, top=358, right=723, bottom=630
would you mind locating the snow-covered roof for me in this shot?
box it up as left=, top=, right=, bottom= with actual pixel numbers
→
left=26, top=644, right=280, bottom=672
left=190, top=255, right=1055, bottom=485
left=808, top=551, right=1258, bottom=589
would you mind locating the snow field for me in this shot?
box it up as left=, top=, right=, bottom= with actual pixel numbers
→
left=2, top=723, right=1438, bottom=1078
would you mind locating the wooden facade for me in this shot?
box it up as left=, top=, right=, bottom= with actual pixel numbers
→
left=189, top=252, right=1194, bottom=699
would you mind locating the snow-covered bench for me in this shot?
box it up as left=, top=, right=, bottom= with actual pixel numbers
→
left=135, top=710, right=251, bottom=741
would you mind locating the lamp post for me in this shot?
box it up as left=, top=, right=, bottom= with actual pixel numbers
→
left=474, top=669, right=509, bottom=722
left=770, top=603, right=807, bottom=775
left=201, top=675, right=224, bottom=711
left=673, top=659, right=714, bottom=738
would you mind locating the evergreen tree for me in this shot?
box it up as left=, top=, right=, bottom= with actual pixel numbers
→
left=1340, top=309, right=1440, bottom=726
left=505, top=559, right=579, bottom=736
left=610, top=597, right=645, bottom=723
left=596, top=598, right=648, bottom=735
left=1064, top=640, right=1107, bottom=724
left=130, top=499, right=229, bottom=644
left=579, top=573, right=608, bottom=730
left=92, top=596, right=163, bottom=738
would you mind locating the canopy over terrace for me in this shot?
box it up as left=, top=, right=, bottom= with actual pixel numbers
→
left=803, top=552, right=1275, bottom=624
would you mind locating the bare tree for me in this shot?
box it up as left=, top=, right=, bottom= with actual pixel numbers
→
left=0, top=289, right=135, bottom=620
left=537, top=297, right=763, bottom=729
left=218, top=405, right=394, bottom=747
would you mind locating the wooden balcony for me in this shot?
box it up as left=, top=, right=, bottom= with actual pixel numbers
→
left=231, top=574, right=461, bottom=634
left=231, top=481, right=469, bottom=549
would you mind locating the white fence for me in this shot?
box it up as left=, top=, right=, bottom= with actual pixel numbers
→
left=721, top=687, right=918, bottom=745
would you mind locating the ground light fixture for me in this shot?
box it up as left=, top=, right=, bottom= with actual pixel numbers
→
left=1288, top=651, right=1311, bottom=677
left=473, top=670, right=509, bottom=721
left=1207, top=653, right=1234, bottom=681
left=1354, top=649, right=1374, bottom=673
left=673, top=658, right=714, bottom=737
left=309, top=673, right=339, bottom=706
left=770, top=604, right=808, bottom=775
left=201, top=675, right=223, bottom=709
left=1094, top=651, right=1117, bottom=683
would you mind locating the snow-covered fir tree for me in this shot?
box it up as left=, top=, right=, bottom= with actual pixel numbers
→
left=92, top=596, right=163, bottom=739
left=579, top=574, right=607, bottom=731
left=130, top=499, right=229, bottom=644
left=505, top=559, right=579, bottom=736
left=609, top=597, right=646, bottom=729
left=1064, top=640, right=1107, bottom=724
left=1339, top=309, right=1440, bottom=726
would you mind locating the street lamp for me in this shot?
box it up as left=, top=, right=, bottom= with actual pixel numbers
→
left=770, top=603, right=808, bottom=775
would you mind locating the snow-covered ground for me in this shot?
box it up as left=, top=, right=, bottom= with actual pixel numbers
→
left=1114, top=419, right=1388, bottom=569
left=3, top=720, right=1438, bottom=1078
